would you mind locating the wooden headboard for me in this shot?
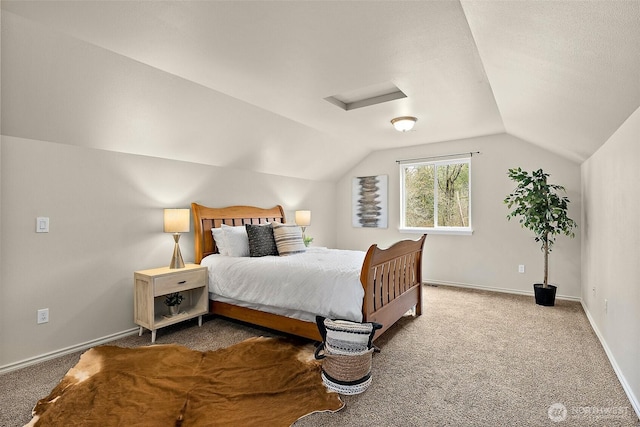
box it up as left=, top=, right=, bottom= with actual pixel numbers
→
left=191, top=203, right=286, bottom=263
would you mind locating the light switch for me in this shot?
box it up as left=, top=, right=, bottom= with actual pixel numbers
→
left=36, top=217, right=49, bottom=233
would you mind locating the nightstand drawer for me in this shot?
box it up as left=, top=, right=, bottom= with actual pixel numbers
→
left=154, top=269, right=207, bottom=295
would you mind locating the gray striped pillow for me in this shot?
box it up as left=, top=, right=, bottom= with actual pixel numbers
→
left=272, top=223, right=306, bottom=256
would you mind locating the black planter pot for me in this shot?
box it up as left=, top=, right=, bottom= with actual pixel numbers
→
left=533, top=284, right=557, bottom=306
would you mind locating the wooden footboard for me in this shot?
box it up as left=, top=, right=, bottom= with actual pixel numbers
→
left=360, top=235, right=427, bottom=338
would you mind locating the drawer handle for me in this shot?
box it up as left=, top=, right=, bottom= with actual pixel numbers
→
left=177, top=280, right=186, bottom=284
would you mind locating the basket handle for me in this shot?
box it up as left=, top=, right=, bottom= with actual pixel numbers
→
left=314, top=342, right=326, bottom=360
left=315, top=315, right=327, bottom=341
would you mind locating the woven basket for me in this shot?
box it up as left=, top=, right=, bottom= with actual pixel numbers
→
left=315, top=316, right=382, bottom=395
left=321, top=348, right=374, bottom=383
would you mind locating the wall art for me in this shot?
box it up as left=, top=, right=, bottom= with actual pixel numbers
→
left=352, top=175, right=388, bottom=228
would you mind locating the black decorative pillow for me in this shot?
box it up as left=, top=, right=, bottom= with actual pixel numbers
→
left=245, top=224, right=279, bottom=257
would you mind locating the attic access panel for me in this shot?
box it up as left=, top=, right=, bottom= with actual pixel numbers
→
left=325, top=82, right=406, bottom=111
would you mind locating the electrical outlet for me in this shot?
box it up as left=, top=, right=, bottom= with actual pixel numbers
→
left=37, top=308, right=49, bottom=324
left=518, top=264, right=525, bottom=273
left=604, top=299, right=608, bottom=314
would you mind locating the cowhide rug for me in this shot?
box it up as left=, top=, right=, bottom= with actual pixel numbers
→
left=26, top=337, right=344, bottom=426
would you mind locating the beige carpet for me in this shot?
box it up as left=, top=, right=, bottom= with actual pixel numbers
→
left=2, top=285, right=639, bottom=427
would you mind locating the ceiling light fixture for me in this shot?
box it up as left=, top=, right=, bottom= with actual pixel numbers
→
left=391, top=116, right=417, bottom=132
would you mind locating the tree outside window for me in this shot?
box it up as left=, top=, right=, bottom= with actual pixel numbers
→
left=400, top=158, right=471, bottom=234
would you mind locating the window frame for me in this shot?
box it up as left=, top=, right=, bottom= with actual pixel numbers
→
left=399, top=156, right=473, bottom=236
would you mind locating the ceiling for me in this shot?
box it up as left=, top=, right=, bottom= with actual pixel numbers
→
left=2, top=1, right=639, bottom=181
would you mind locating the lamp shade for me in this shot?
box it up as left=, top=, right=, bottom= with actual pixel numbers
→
left=391, top=116, right=417, bottom=132
left=295, top=210, right=311, bottom=227
left=164, top=209, right=190, bottom=233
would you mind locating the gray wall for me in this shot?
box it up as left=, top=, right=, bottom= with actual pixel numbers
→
left=1, top=7, right=340, bottom=368
left=336, top=133, right=582, bottom=298
left=0, top=136, right=336, bottom=367
left=581, top=106, right=640, bottom=415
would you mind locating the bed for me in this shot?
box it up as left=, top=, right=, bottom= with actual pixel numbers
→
left=192, top=203, right=426, bottom=342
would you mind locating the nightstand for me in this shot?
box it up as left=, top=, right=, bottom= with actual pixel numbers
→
left=134, top=264, right=208, bottom=343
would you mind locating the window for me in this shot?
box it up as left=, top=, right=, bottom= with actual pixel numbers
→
left=400, top=157, right=472, bottom=235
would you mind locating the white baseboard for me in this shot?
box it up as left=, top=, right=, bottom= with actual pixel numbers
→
left=581, top=302, right=640, bottom=420
left=424, top=279, right=581, bottom=302
left=0, top=328, right=139, bottom=375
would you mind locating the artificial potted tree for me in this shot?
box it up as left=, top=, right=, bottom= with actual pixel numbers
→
left=164, top=292, right=184, bottom=316
left=504, top=168, right=577, bottom=306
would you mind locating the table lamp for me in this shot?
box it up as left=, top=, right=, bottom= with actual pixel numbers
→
left=295, top=210, right=311, bottom=240
left=164, top=208, right=190, bottom=269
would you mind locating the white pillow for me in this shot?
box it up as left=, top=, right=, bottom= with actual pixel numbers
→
left=211, top=228, right=227, bottom=255
left=272, top=222, right=306, bottom=256
left=221, top=224, right=250, bottom=257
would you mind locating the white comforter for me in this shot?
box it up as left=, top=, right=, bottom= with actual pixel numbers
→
left=200, top=247, right=366, bottom=322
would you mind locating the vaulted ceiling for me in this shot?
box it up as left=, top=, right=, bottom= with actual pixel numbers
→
left=2, top=1, right=639, bottom=181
